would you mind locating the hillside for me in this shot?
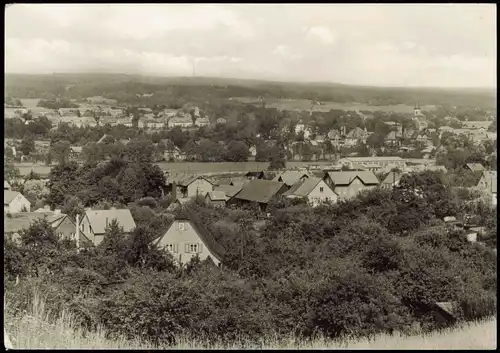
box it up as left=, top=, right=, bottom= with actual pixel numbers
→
left=4, top=73, right=496, bottom=109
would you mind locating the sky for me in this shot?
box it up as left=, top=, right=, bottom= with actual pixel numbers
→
left=5, top=4, right=497, bottom=88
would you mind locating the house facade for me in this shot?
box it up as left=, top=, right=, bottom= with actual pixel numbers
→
left=324, top=171, right=380, bottom=199
left=154, top=212, right=225, bottom=267
left=283, top=177, right=338, bottom=207
left=4, top=191, right=31, bottom=213
left=205, top=191, right=228, bottom=208
left=79, top=208, right=136, bottom=246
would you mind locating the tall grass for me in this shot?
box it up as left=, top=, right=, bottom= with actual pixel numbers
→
left=4, top=290, right=497, bottom=349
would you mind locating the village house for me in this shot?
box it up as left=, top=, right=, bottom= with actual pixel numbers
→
left=476, top=171, right=497, bottom=206
left=166, top=197, right=192, bottom=211
left=283, top=177, right=338, bottom=207
left=4, top=210, right=92, bottom=245
left=462, top=121, right=491, bottom=131
left=4, top=180, right=11, bottom=190
left=229, top=179, right=288, bottom=211
left=58, top=108, right=81, bottom=116
left=344, top=127, right=368, bottom=147
left=154, top=208, right=225, bottom=267
left=338, top=156, right=406, bottom=171
left=216, top=117, right=227, bottom=124
left=70, top=146, right=83, bottom=159
left=168, top=174, right=213, bottom=199
left=323, top=171, right=380, bottom=199
left=169, top=115, right=192, bottom=128
left=245, top=171, right=266, bottom=180
left=205, top=191, right=229, bottom=208
left=79, top=208, right=136, bottom=246
left=4, top=190, right=31, bottom=213
left=195, top=117, right=210, bottom=127
left=213, top=184, right=244, bottom=201
left=465, top=163, right=485, bottom=172
left=273, top=171, right=310, bottom=188
left=164, top=145, right=186, bottom=161
left=381, top=171, right=405, bottom=189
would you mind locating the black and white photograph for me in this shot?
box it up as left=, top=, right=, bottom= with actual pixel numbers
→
left=4, top=3, right=496, bottom=349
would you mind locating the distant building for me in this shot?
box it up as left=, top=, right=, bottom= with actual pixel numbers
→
left=4, top=190, right=31, bottom=213
left=465, top=163, right=485, bottom=172
left=229, top=179, right=288, bottom=211
left=245, top=171, right=266, bottom=180
left=79, top=208, right=136, bottom=246
left=337, top=157, right=406, bottom=171
left=381, top=171, right=405, bottom=189
left=273, top=171, right=310, bottom=188
left=323, top=171, right=380, bottom=199
left=283, top=177, right=338, bottom=207
left=205, top=191, right=228, bottom=208
left=477, top=171, right=497, bottom=206
left=167, top=174, right=213, bottom=199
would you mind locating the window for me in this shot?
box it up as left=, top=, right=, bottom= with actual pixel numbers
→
left=178, top=222, right=185, bottom=231
left=186, top=243, right=202, bottom=253
left=320, top=187, right=324, bottom=192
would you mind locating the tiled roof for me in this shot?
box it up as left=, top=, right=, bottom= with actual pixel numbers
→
left=206, top=191, right=228, bottom=201
left=382, top=171, right=404, bottom=185
left=283, top=177, right=326, bottom=197
left=272, top=171, right=310, bottom=186
left=213, top=184, right=244, bottom=198
left=325, top=171, right=380, bottom=186
left=83, top=209, right=136, bottom=235
left=233, top=179, right=286, bottom=204
left=4, top=190, right=21, bottom=204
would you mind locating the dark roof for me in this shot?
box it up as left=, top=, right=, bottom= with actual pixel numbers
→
left=245, top=171, right=265, bottom=177
left=214, top=184, right=243, bottom=198
left=167, top=206, right=225, bottom=261
left=233, top=179, right=285, bottom=204
left=283, top=177, right=330, bottom=197
left=325, top=171, right=380, bottom=186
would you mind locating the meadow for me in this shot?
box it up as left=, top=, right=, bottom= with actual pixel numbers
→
left=232, top=96, right=437, bottom=113
left=4, top=291, right=496, bottom=350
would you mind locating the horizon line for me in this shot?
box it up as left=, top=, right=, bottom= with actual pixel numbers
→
left=4, top=72, right=497, bottom=91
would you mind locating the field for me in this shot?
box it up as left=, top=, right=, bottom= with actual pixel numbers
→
left=14, top=161, right=334, bottom=176
left=4, top=291, right=496, bottom=350
left=232, top=97, right=437, bottom=113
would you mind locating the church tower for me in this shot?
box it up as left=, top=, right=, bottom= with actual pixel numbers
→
left=414, top=102, right=422, bottom=118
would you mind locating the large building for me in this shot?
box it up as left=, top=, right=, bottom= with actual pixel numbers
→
left=337, top=156, right=406, bottom=171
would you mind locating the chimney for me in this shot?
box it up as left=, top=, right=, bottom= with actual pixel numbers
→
left=75, top=214, right=80, bottom=249
left=172, top=181, right=177, bottom=201
left=105, top=217, right=109, bottom=228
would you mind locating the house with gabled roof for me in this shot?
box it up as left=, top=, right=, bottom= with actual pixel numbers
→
left=465, top=163, right=485, bottom=172
left=167, top=174, right=213, bottom=199
left=344, top=127, right=368, bottom=147
left=78, top=208, right=136, bottom=246
left=154, top=207, right=225, bottom=267
left=283, top=177, right=338, bottom=207
left=272, top=171, right=310, bottom=187
left=205, top=191, right=228, bottom=208
left=229, top=179, right=287, bottom=211
left=245, top=171, right=266, bottom=180
left=5, top=210, right=92, bottom=246
left=213, top=184, right=244, bottom=200
left=323, top=171, right=379, bottom=199
left=477, top=171, right=497, bottom=206
left=4, top=190, right=30, bottom=213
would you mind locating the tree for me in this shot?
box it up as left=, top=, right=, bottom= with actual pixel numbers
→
left=50, top=140, right=71, bottom=165
left=268, top=145, right=286, bottom=170
left=20, top=134, right=36, bottom=156
left=61, top=195, right=84, bottom=221
left=82, top=143, right=104, bottom=164
left=4, top=162, right=21, bottom=182
left=226, top=141, right=250, bottom=162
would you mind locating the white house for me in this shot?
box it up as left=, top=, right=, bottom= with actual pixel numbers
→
left=79, top=208, right=136, bottom=246
left=283, top=177, right=338, bottom=207
left=168, top=174, right=214, bottom=199
left=154, top=209, right=225, bottom=267
left=4, top=190, right=31, bottom=213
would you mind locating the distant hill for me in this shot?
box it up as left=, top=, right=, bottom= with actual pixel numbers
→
left=4, top=73, right=496, bottom=109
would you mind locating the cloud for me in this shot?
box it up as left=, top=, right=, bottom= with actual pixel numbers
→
left=5, top=4, right=496, bottom=87
left=305, top=26, right=336, bottom=44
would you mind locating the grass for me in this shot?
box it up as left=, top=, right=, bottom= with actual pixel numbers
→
left=4, top=291, right=496, bottom=350
left=232, top=97, right=437, bottom=113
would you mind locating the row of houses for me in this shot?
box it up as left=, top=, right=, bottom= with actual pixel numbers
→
left=5, top=204, right=224, bottom=267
